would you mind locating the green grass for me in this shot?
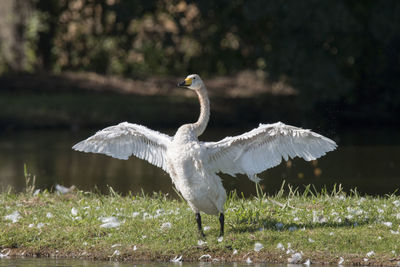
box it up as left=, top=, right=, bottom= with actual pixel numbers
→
left=1, top=183, right=400, bottom=265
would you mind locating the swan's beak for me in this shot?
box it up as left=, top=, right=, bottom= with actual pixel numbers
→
left=178, top=77, right=192, bottom=87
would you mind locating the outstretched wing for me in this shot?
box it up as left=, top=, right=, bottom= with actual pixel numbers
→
left=72, top=122, right=172, bottom=172
left=203, top=122, right=337, bottom=182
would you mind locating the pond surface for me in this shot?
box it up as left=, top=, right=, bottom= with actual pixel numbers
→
left=0, top=258, right=305, bottom=267
left=0, top=127, right=399, bottom=196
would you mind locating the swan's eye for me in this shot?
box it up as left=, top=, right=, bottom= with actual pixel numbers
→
left=193, top=77, right=196, bottom=80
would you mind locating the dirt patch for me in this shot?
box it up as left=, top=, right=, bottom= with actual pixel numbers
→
left=0, top=71, right=296, bottom=98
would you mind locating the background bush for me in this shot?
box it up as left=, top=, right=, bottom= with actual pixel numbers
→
left=0, top=0, right=399, bottom=124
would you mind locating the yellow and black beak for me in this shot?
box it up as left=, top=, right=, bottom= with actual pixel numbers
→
left=178, top=77, right=192, bottom=87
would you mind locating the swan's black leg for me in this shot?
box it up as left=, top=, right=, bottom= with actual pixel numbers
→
left=196, top=213, right=205, bottom=237
left=219, top=213, right=224, bottom=237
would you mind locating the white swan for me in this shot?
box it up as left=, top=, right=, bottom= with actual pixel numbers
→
left=73, top=74, right=337, bottom=237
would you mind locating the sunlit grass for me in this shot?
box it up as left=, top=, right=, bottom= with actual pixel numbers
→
left=1, top=182, right=400, bottom=265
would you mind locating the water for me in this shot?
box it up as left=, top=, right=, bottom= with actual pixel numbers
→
left=0, top=258, right=288, bottom=267
left=0, top=258, right=134, bottom=267
left=0, top=127, right=399, bottom=196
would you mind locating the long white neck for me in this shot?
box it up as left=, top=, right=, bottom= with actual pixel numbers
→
left=193, top=85, right=210, bottom=137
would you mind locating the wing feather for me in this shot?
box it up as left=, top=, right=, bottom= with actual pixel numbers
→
left=72, top=122, right=172, bottom=172
left=204, top=122, right=337, bottom=182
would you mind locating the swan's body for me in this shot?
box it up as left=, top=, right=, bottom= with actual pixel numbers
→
left=73, top=74, right=337, bottom=236
left=168, top=127, right=227, bottom=216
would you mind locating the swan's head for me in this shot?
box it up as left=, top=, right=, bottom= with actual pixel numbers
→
left=178, top=74, right=204, bottom=90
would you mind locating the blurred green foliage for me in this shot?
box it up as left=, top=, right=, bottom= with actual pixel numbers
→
left=0, top=0, right=399, bottom=122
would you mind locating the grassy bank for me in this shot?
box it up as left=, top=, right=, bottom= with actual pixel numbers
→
left=1, top=185, right=400, bottom=265
left=0, top=92, right=299, bottom=130
left=0, top=72, right=301, bottom=130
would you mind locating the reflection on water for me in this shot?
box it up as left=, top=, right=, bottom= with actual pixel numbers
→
left=0, top=128, right=399, bottom=196
left=0, top=258, right=287, bottom=267
left=0, top=258, right=126, bottom=267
